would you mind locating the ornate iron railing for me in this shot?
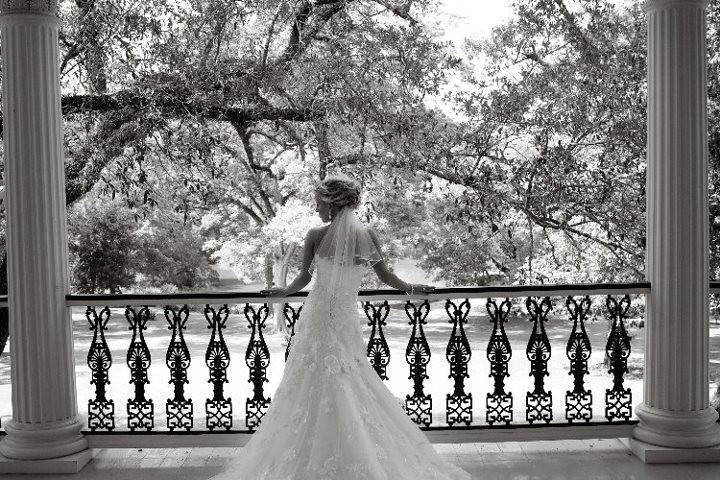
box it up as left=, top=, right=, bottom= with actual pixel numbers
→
left=3, top=282, right=720, bottom=445
left=42, top=282, right=648, bottom=436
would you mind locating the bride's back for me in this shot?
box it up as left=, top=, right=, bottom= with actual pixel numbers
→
left=311, top=255, right=366, bottom=299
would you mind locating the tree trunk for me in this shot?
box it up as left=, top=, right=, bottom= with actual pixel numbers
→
left=315, top=120, right=330, bottom=180
left=271, top=255, right=288, bottom=335
left=264, top=252, right=274, bottom=289
left=270, top=242, right=297, bottom=334
left=262, top=251, right=282, bottom=333
left=76, top=0, right=108, bottom=94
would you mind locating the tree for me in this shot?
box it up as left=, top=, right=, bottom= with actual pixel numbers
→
left=354, top=0, right=650, bottom=285
left=135, top=218, right=220, bottom=292
left=67, top=192, right=220, bottom=294
left=3, top=0, right=720, bottom=356
left=54, top=0, right=454, bottom=289
left=707, top=0, right=720, bottom=277
left=68, top=199, right=139, bottom=294
left=0, top=0, right=457, bottom=348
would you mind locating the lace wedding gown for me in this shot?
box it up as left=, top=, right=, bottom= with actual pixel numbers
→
left=211, top=257, right=473, bottom=480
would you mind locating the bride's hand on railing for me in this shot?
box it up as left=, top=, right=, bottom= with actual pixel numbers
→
left=261, top=287, right=287, bottom=297
left=406, top=284, right=435, bottom=295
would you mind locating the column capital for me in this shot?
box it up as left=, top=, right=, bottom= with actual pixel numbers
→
left=644, top=0, right=708, bottom=13
left=0, top=0, right=58, bottom=17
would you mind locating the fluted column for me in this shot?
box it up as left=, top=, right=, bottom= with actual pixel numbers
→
left=0, top=0, right=89, bottom=469
left=634, top=0, right=720, bottom=459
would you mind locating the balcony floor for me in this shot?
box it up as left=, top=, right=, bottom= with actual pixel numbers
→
left=2, top=439, right=720, bottom=479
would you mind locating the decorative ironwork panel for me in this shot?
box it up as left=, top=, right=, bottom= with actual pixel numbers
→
left=165, top=305, right=193, bottom=431
left=126, top=306, right=154, bottom=431
left=605, top=295, right=632, bottom=422
left=486, top=297, right=513, bottom=425
left=86, top=306, right=114, bottom=431
left=364, top=301, right=391, bottom=381
left=445, top=299, right=472, bottom=426
left=525, top=297, right=553, bottom=424
left=283, top=303, right=302, bottom=362
left=245, top=303, right=271, bottom=430
left=205, top=304, right=233, bottom=431
left=404, top=300, right=432, bottom=427
left=565, top=296, right=593, bottom=423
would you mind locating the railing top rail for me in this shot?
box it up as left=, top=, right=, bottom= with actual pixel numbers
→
left=2, top=280, right=720, bottom=307
left=52, top=281, right=653, bottom=307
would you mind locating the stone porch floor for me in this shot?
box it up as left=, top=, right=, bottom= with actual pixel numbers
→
left=2, top=439, right=720, bottom=479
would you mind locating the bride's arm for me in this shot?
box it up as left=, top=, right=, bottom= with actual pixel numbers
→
left=262, top=229, right=317, bottom=297
left=372, top=260, right=412, bottom=292
left=367, top=229, right=433, bottom=294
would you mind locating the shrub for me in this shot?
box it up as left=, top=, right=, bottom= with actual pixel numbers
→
left=68, top=200, right=140, bottom=294
left=136, top=225, right=219, bottom=291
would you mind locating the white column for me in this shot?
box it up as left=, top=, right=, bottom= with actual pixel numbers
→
left=0, top=0, right=91, bottom=471
left=633, top=0, right=720, bottom=462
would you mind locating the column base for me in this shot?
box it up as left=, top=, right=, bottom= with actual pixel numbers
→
left=0, top=416, right=88, bottom=460
left=633, top=403, right=720, bottom=449
left=622, top=438, right=720, bottom=464
left=0, top=449, right=93, bottom=474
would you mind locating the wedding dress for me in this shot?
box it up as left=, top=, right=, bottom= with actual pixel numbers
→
left=211, top=209, right=473, bottom=480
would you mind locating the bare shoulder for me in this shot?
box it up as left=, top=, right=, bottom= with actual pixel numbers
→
left=306, top=225, right=330, bottom=244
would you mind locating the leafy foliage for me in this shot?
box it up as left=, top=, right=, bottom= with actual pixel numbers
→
left=49, top=0, right=457, bottom=288
left=3, top=0, right=720, bottom=300
left=67, top=197, right=219, bottom=293
left=68, top=200, right=139, bottom=294
left=374, top=0, right=649, bottom=284
left=136, top=221, right=219, bottom=291
left=707, top=0, right=720, bottom=277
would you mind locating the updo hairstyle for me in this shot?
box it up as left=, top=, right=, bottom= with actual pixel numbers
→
left=315, top=175, right=362, bottom=210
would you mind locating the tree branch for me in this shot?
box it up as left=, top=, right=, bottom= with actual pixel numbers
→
left=371, top=0, right=418, bottom=25
left=552, top=0, right=598, bottom=57
left=0, top=92, right=324, bottom=137
left=59, top=92, right=323, bottom=122
left=278, top=0, right=348, bottom=64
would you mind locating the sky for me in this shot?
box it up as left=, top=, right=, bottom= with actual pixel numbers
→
left=420, top=1, right=516, bottom=116
left=437, top=0, right=638, bottom=45
left=436, top=0, right=515, bottom=44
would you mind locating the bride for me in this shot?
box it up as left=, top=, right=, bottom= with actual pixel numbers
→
left=211, top=176, right=473, bottom=480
